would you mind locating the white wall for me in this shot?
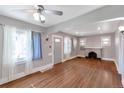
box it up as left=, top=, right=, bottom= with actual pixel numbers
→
left=0, top=6, right=122, bottom=84
left=53, top=32, right=78, bottom=61
left=0, top=15, right=53, bottom=66
left=115, top=21, right=124, bottom=86
left=0, top=15, right=54, bottom=84
left=0, top=15, right=46, bottom=32
left=47, top=6, right=124, bottom=34
left=78, top=32, right=116, bottom=60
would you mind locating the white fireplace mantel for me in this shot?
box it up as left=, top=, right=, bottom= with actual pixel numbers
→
left=83, top=47, right=103, bottom=58
left=84, top=47, right=103, bottom=49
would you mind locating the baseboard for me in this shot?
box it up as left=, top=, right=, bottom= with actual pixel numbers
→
left=62, top=56, right=77, bottom=62
left=0, top=78, right=9, bottom=85
left=102, top=58, right=121, bottom=74
left=121, top=78, right=124, bottom=87
left=0, top=63, right=53, bottom=85
left=114, top=61, right=121, bottom=74
left=62, top=55, right=115, bottom=62
left=77, top=56, right=115, bottom=62
left=77, top=55, right=85, bottom=58
left=31, top=63, right=53, bottom=73
left=40, top=63, right=53, bottom=73
left=102, top=58, right=115, bottom=61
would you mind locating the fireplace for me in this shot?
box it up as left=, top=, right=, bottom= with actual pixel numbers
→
left=84, top=48, right=103, bottom=60
left=88, top=51, right=97, bottom=59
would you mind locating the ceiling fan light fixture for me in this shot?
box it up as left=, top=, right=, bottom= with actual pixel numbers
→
left=33, top=12, right=39, bottom=21
left=119, top=26, right=124, bottom=31
left=40, top=15, right=45, bottom=21
left=97, top=27, right=101, bottom=31
left=34, top=5, right=39, bottom=9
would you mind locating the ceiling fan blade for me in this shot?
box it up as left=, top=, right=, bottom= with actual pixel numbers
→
left=13, top=9, right=37, bottom=13
left=44, top=9, right=63, bottom=16
left=38, top=5, right=44, bottom=9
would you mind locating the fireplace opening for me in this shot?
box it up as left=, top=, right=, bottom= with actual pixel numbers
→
left=88, top=51, right=97, bottom=59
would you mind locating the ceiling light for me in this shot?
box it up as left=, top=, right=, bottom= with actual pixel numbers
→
left=119, top=26, right=124, bottom=31
left=33, top=13, right=46, bottom=22
left=103, top=41, right=109, bottom=45
left=40, top=15, right=45, bottom=21
left=33, top=13, right=39, bottom=21
left=75, top=32, right=79, bottom=34
left=97, top=27, right=101, bottom=30
left=34, top=5, right=39, bottom=9
left=102, top=38, right=109, bottom=41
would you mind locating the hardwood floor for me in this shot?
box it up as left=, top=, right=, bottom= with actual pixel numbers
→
left=0, top=57, right=122, bottom=88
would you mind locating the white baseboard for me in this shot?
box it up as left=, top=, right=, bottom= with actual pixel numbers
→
left=63, top=55, right=115, bottom=62
left=0, top=63, right=53, bottom=85
left=102, top=58, right=115, bottom=61
left=40, top=64, right=53, bottom=73
left=31, top=63, right=53, bottom=73
left=62, top=56, right=77, bottom=62
left=114, top=61, right=121, bottom=74
left=122, top=78, right=124, bottom=87
left=77, top=56, right=115, bottom=62
left=77, top=55, right=85, bottom=57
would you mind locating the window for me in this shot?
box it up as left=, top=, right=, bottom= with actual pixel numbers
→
left=32, top=31, right=42, bottom=60
left=55, top=38, right=60, bottom=42
left=14, top=31, right=28, bottom=61
left=80, top=38, right=86, bottom=48
left=3, top=25, right=32, bottom=64
left=101, top=36, right=111, bottom=47
left=64, top=37, right=72, bottom=55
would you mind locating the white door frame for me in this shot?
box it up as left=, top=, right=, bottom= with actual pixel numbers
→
left=52, top=35, right=63, bottom=65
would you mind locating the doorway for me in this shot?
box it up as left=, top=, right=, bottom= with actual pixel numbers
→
left=52, top=35, right=63, bottom=65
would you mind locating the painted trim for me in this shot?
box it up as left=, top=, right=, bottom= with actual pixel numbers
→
left=77, top=55, right=85, bottom=58
left=84, top=47, right=103, bottom=49
left=122, top=77, right=124, bottom=87
left=31, top=63, right=53, bottom=73
left=62, top=56, right=77, bottom=62
left=62, top=55, right=116, bottom=62
left=40, top=63, right=53, bottom=73
left=102, top=58, right=121, bottom=74
left=102, top=58, right=115, bottom=61
left=0, top=73, right=27, bottom=85
left=0, top=63, right=53, bottom=85
left=77, top=55, right=115, bottom=62
left=114, top=60, right=121, bottom=74
left=52, top=35, right=64, bottom=65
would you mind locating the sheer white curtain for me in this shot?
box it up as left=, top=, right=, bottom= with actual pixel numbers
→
left=25, top=30, right=32, bottom=75
left=64, top=37, right=72, bottom=59
left=0, top=25, right=4, bottom=83
left=2, top=25, right=32, bottom=83
left=2, top=25, right=17, bottom=81
left=119, top=33, right=124, bottom=76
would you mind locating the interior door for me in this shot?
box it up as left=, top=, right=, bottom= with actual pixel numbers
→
left=54, top=36, right=62, bottom=64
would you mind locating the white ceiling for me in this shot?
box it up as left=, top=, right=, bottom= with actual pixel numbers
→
left=62, top=20, right=120, bottom=36
left=0, top=5, right=104, bottom=27
left=0, top=5, right=120, bottom=37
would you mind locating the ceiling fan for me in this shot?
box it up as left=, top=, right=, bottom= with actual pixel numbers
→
left=25, top=5, right=63, bottom=23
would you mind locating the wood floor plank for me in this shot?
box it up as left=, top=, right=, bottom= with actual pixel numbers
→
left=0, top=57, right=122, bottom=88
